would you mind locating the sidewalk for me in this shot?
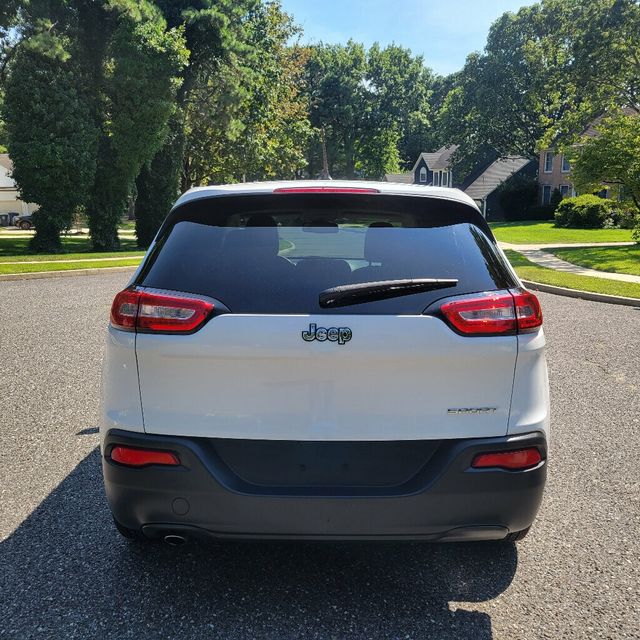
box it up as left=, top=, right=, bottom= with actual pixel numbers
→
left=499, top=241, right=640, bottom=285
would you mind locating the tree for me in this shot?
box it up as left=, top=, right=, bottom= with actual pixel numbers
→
left=569, top=112, right=640, bottom=209
left=134, top=0, right=258, bottom=247
left=186, top=3, right=312, bottom=186
left=436, top=0, right=633, bottom=166
left=365, top=43, right=433, bottom=169
left=305, top=41, right=433, bottom=179
left=306, top=41, right=368, bottom=178
left=2, top=0, right=186, bottom=251
left=497, top=173, right=538, bottom=217
left=3, top=43, right=97, bottom=252
left=134, top=116, right=184, bottom=247
left=570, top=0, right=640, bottom=116
left=86, top=2, right=187, bottom=250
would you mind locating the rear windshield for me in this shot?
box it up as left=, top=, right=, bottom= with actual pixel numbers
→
left=137, top=193, right=515, bottom=315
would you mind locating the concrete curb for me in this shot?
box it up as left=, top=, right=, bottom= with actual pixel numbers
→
left=522, top=279, right=640, bottom=308
left=0, top=265, right=137, bottom=282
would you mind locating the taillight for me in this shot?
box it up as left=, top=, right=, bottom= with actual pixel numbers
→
left=110, top=289, right=213, bottom=334
left=471, top=447, right=542, bottom=471
left=110, top=288, right=139, bottom=330
left=272, top=186, right=380, bottom=194
left=110, top=445, right=180, bottom=467
left=511, top=289, right=543, bottom=331
left=440, top=289, right=542, bottom=336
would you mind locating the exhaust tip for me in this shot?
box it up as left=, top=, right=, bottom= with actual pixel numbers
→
left=163, top=534, right=187, bottom=546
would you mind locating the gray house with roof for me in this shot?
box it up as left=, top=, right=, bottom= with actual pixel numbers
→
left=385, top=147, right=536, bottom=219
left=463, top=156, right=536, bottom=218
left=384, top=145, right=458, bottom=187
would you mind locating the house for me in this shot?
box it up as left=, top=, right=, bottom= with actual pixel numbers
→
left=0, top=154, right=37, bottom=223
left=384, top=145, right=458, bottom=187
left=385, top=147, right=536, bottom=219
left=537, top=149, right=575, bottom=205
left=538, top=107, right=637, bottom=204
left=463, top=156, right=537, bottom=219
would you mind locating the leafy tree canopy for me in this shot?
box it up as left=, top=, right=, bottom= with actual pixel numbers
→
left=569, top=112, right=640, bottom=210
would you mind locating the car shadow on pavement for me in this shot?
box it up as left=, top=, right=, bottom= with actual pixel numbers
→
left=1, top=448, right=517, bottom=640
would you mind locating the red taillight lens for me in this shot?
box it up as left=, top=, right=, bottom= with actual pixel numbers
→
left=441, top=291, right=517, bottom=335
left=272, top=187, right=380, bottom=194
left=110, top=289, right=140, bottom=330
left=440, top=289, right=542, bottom=336
left=110, top=289, right=213, bottom=333
left=511, top=288, right=543, bottom=332
left=110, top=445, right=180, bottom=467
left=136, top=292, right=213, bottom=333
left=471, top=447, right=543, bottom=471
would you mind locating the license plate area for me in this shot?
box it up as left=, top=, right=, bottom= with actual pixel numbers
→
left=210, top=439, right=442, bottom=489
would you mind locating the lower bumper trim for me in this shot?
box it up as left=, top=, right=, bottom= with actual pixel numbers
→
left=141, top=523, right=510, bottom=543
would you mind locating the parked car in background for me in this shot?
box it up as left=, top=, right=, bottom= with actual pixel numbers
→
left=0, top=211, right=21, bottom=227
left=102, top=181, right=549, bottom=546
left=13, top=214, right=34, bottom=230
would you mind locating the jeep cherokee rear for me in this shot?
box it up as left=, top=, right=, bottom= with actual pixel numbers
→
left=101, top=181, right=549, bottom=543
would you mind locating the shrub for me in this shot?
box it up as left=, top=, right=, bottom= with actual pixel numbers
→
left=512, top=205, right=556, bottom=221
left=614, top=207, right=640, bottom=230
left=554, top=194, right=615, bottom=229
left=497, top=173, right=538, bottom=220
left=549, top=188, right=562, bottom=211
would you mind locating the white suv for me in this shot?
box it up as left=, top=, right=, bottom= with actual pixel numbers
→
left=101, top=181, right=549, bottom=545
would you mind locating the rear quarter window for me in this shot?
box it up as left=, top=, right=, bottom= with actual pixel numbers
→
left=137, top=193, right=516, bottom=315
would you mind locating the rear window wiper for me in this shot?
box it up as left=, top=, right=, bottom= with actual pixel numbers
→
left=319, top=278, right=459, bottom=309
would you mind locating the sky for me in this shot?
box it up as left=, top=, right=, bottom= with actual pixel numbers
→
left=280, top=0, right=538, bottom=76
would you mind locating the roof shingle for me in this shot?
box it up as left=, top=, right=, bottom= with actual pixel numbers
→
left=464, top=156, right=533, bottom=201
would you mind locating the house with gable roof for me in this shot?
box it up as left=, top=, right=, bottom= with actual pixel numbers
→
left=384, top=145, right=458, bottom=187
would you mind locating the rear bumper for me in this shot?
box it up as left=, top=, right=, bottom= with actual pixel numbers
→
left=102, top=430, right=547, bottom=542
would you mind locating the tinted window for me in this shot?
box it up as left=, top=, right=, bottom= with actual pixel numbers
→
left=138, top=194, right=514, bottom=315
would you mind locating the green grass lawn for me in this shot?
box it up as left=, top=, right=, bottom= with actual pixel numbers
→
left=0, top=235, right=141, bottom=258
left=549, top=245, right=640, bottom=277
left=490, top=221, right=634, bottom=245
left=0, top=234, right=144, bottom=274
left=505, top=250, right=640, bottom=299
left=0, top=257, right=142, bottom=275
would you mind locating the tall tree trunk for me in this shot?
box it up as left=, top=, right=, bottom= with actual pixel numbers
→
left=344, top=136, right=356, bottom=179
left=319, top=127, right=331, bottom=179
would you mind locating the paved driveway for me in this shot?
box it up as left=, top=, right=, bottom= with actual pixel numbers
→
left=1, top=273, right=638, bottom=639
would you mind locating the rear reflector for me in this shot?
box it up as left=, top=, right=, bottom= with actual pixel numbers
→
left=471, top=448, right=542, bottom=471
left=110, top=445, right=180, bottom=467
left=440, top=289, right=542, bottom=336
left=273, top=186, right=380, bottom=194
left=110, top=289, right=214, bottom=333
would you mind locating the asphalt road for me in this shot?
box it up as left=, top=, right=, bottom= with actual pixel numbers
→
left=1, top=272, right=639, bottom=640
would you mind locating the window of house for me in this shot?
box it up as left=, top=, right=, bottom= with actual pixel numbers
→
left=542, top=185, right=552, bottom=205
left=561, top=155, right=571, bottom=172
left=560, top=185, right=570, bottom=198
left=544, top=152, right=553, bottom=173
left=419, top=166, right=427, bottom=183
